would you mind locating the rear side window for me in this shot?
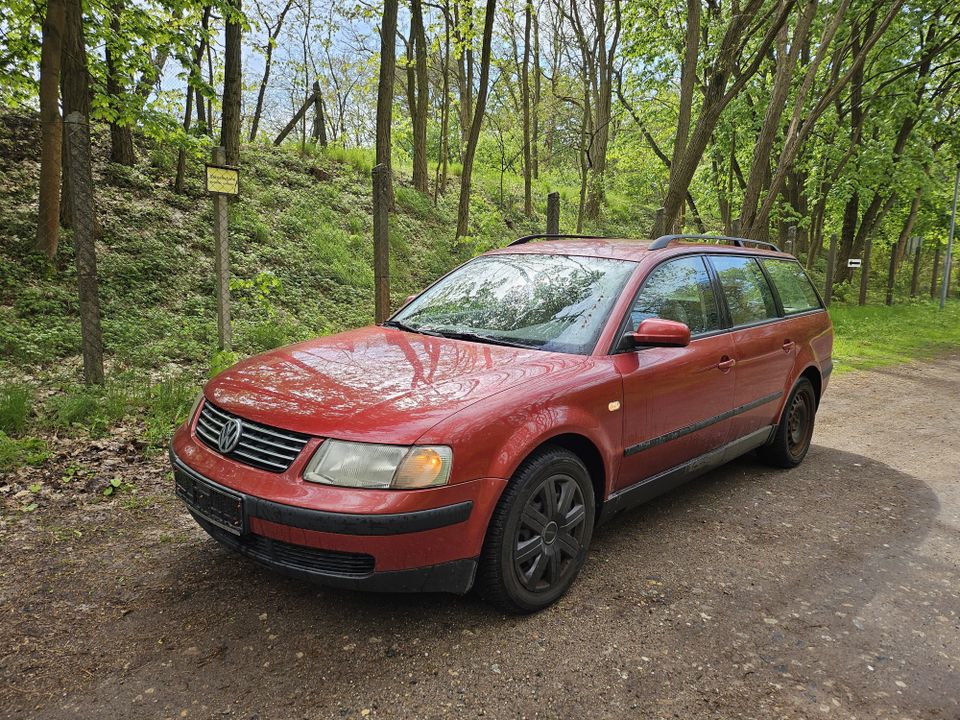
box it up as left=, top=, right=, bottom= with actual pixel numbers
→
left=709, top=255, right=779, bottom=327
left=630, top=256, right=721, bottom=335
left=761, top=258, right=822, bottom=314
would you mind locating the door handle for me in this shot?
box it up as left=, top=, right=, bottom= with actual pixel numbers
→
left=717, top=356, right=736, bottom=371
left=782, top=339, right=796, bottom=353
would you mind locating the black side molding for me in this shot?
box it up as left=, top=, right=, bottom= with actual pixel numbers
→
left=624, top=391, right=782, bottom=457
left=601, top=425, right=776, bottom=524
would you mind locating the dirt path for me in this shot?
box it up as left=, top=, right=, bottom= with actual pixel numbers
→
left=2, top=355, right=958, bottom=720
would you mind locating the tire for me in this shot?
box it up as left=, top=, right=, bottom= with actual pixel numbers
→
left=760, top=377, right=817, bottom=468
left=477, top=446, right=595, bottom=614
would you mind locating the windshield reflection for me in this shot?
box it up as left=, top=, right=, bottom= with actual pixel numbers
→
left=390, top=254, right=637, bottom=355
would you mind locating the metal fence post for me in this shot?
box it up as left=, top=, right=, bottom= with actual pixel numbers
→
left=64, top=112, right=105, bottom=385
left=940, top=163, right=959, bottom=309
left=824, top=232, right=837, bottom=308
left=546, top=192, right=560, bottom=235
left=211, top=146, right=232, bottom=350
left=372, top=163, right=391, bottom=324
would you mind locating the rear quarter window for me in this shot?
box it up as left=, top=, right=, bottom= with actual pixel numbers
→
left=761, top=259, right=822, bottom=314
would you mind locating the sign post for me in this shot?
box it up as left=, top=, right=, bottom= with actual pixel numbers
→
left=206, top=147, right=239, bottom=350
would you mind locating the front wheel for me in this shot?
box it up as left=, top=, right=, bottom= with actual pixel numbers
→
left=477, top=446, right=595, bottom=614
left=760, top=377, right=817, bottom=468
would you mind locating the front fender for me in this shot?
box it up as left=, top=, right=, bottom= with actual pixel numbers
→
left=417, top=358, right=623, bottom=498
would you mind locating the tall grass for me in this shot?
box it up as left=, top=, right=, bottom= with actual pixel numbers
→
left=829, top=300, right=960, bottom=372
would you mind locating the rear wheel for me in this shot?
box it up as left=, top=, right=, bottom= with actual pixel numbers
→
left=760, top=377, right=817, bottom=468
left=477, top=446, right=595, bottom=614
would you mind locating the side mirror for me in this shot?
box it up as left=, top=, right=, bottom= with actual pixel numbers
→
left=628, top=318, right=691, bottom=348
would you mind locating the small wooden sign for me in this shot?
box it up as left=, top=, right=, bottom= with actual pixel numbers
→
left=205, top=164, right=240, bottom=195
left=847, top=258, right=862, bottom=268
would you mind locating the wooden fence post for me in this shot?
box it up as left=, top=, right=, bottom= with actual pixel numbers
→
left=64, top=112, right=105, bottom=385
left=546, top=192, right=560, bottom=235
left=372, top=163, right=391, bottom=323
left=859, top=234, right=872, bottom=306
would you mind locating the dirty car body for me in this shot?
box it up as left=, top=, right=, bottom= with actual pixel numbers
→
left=171, top=235, right=833, bottom=612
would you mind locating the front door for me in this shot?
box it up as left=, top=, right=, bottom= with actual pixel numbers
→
left=614, top=256, right=736, bottom=491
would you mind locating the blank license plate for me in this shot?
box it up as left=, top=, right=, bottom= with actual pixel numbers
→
left=175, top=468, right=244, bottom=535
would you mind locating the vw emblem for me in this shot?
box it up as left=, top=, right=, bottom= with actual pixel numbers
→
left=217, top=418, right=243, bottom=454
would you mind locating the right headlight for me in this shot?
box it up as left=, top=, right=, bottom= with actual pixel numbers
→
left=302, top=440, right=453, bottom=490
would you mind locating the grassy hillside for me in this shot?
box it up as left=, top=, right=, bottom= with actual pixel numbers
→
left=1, top=115, right=958, bottom=478
left=0, top=115, right=646, bottom=469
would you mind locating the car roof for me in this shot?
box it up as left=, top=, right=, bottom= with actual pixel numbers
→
left=484, top=235, right=795, bottom=263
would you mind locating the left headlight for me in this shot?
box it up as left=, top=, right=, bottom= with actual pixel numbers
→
left=303, top=440, right=453, bottom=490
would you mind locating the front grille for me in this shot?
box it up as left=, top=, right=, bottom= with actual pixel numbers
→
left=245, top=534, right=375, bottom=577
left=195, top=401, right=310, bottom=473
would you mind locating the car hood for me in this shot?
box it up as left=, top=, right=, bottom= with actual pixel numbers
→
left=205, top=326, right=587, bottom=444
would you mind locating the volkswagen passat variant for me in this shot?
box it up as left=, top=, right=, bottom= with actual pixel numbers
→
left=171, top=234, right=833, bottom=613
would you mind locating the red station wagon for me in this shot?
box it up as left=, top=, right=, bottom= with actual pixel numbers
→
left=171, top=234, right=833, bottom=612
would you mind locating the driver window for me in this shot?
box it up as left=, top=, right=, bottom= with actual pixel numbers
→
left=630, top=256, right=721, bottom=336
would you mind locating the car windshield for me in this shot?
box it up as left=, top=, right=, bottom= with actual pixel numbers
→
left=390, top=253, right=637, bottom=354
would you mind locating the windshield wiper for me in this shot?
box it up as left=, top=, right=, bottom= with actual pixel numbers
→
left=427, top=329, right=535, bottom=349
left=382, top=319, right=445, bottom=337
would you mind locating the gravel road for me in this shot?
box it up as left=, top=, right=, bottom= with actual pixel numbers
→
left=2, top=355, right=958, bottom=720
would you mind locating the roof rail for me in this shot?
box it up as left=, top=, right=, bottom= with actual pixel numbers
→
left=507, top=233, right=612, bottom=247
left=649, top=234, right=781, bottom=253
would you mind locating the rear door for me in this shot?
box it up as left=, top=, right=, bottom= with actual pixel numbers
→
left=614, top=255, right=736, bottom=489
left=707, top=254, right=793, bottom=441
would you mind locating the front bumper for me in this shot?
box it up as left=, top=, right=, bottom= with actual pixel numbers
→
left=171, top=446, right=500, bottom=594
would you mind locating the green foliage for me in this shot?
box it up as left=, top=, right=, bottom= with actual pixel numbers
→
left=830, top=301, right=960, bottom=373
left=0, top=384, right=32, bottom=434
left=0, top=432, right=48, bottom=472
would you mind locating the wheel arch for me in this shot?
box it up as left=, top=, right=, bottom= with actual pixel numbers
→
left=518, top=433, right=608, bottom=521
left=800, top=365, right=823, bottom=407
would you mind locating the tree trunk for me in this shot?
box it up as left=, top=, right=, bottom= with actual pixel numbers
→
left=521, top=0, right=532, bottom=216
left=311, top=83, right=327, bottom=145
left=885, top=187, right=921, bottom=304
left=60, top=0, right=91, bottom=229
left=930, top=244, right=941, bottom=299
left=753, top=1, right=905, bottom=237
left=106, top=0, right=135, bottom=166
left=174, top=83, right=193, bottom=193
left=455, top=0, right=497, bottom=239
left=909, top=239, right=922, bottom=297
left=739, top=0, right=815, bottom=234
left=411, top=0, right=429, bottom=193
left=434, top=0, right=452, bottom=199
left=249, top=0, right=294, bottom=142
left=375, top=0, right=398, bottom=206
left=37, top=0, right=66, bottom=259
left=531, top=7, right=540, bottom=180
left=220, top=0, right=242, bottom=166
left=656, top=0, right=790, bottom=236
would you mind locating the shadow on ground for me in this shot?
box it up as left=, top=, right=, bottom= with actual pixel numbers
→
left=4, top=442, right=949, bottom=719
